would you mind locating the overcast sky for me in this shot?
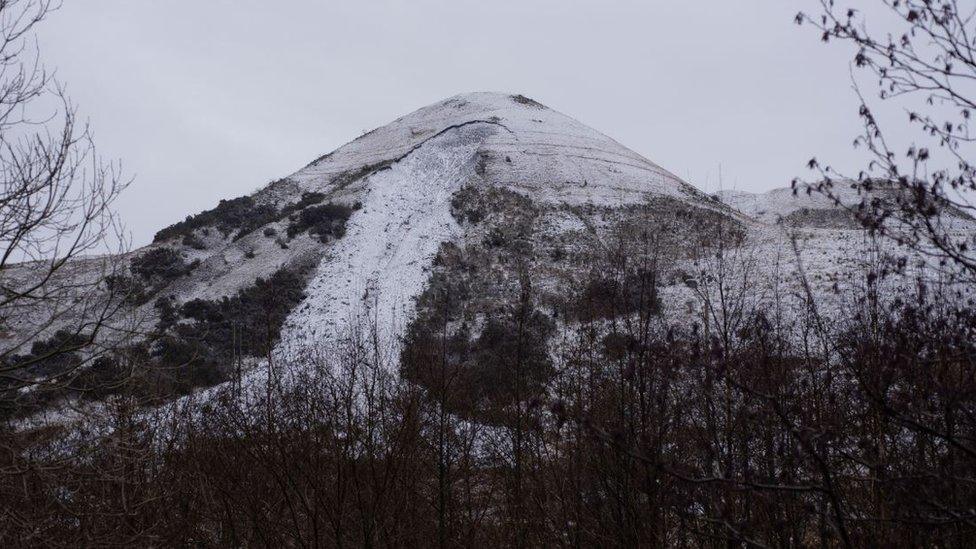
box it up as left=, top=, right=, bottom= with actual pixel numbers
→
left=38, top=1, right=868, bottom=247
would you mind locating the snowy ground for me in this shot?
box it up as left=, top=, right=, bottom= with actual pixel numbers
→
left=275, top=124, right=496, bottom=363
left=291, top=92, right=713, bottom=210
left=718, top=185, right=976, bottom=232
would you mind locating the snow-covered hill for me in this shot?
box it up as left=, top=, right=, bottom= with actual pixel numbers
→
left=717, top=183, right=976, bottom=230
left=288, top=92, right=709, bottom=208
left=269, top=93, right=744, bottom=361
left=7, top=91, right=974, bottom=401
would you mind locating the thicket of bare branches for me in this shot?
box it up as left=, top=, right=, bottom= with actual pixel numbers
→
left=0, top=232, right=972, bottom=547
left=797, top=0, right=976, bottom=280
left=0, top=0, right=127, bottom=403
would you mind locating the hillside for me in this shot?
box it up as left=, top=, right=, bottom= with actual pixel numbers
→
left=5, top=92, right=970, bottom=409
left=120, top=92, right=743, bottom=373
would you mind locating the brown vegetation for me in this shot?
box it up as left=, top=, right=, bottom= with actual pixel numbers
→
left=2, top=242, right=974, bottom=547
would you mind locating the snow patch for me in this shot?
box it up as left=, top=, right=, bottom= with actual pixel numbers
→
left=275, top=124, right=496, bottom=364
left=290, top=92, right=709, bottom=210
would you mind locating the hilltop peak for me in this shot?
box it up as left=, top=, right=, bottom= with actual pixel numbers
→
left=287, top=91, right=703, bottom=208
left=439, top=91, right=549, bottom=109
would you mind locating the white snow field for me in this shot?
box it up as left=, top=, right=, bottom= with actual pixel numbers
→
left=290, top=92, right=710, bottom=208
left=275, top=124, right=493, bottom=361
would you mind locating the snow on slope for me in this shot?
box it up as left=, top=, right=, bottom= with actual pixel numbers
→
left=266, top=92, right=718, bottom=366
left=23, top=92, right=976, bottom=431
left=719, top=185, right=976, bottom=230
left=290, top=92, right=708, bottom=208
left=717, top=187, right=844, bottom=224
left=275, top=124, right=495, bottom=362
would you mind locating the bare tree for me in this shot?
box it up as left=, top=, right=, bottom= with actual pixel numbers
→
left=0, top=0, right=128, bottom=400
left=797, top=0, right=976, bottom=279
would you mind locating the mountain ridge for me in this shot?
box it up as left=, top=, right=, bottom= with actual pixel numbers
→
left=8, top=91, right=962, bottom=405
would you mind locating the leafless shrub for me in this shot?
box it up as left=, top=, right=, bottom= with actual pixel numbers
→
left=0, top=0, right=129, bottom=399
left=797, top=1, right=976, bottom=281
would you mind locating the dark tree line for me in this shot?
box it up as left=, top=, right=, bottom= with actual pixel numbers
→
left=1, top=242, right=974, bottom=547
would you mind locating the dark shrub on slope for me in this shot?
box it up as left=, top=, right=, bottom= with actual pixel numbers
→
left=72, top=356, right=127, bottom=401
left=154, top=196, right=262, bottom=242
left=150, top=265, right=309, bottom=392
left=181, top=232, right=207, bottom=250
left=11, top=330, right=90, bottom=377
left=401, top=296, right=554, bottom=423
left=231, top=204, right=279, bottom=241
left=152, top=195, right=281, bottom=244
left=573, top=268, right=660, bottom=321
left=234, top=192, right=328, bottom=241
left=122, top=248, right=199, bottom=306
left=0, top=330, right=92, bottom=418
left=286, top=203, right=353, bottom=243
left=153, top=191, right=350, bottom=246
left=131, top=248, right=198, bottom=282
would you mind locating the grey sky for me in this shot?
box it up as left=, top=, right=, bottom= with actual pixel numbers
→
left=39, top=1, right=867, bottom=247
